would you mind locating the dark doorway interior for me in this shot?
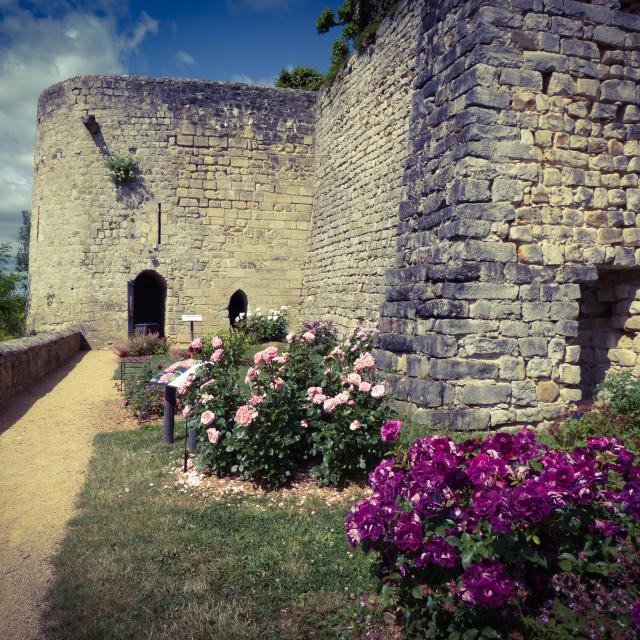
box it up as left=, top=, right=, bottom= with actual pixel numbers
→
left=228, top=289, right=248, bottom=326
left=130, top=270, right=166, bottom=336
left=575, top=268, right=640, bottom=400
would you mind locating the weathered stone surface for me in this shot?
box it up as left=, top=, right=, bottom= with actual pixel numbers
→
left=460, top=382, right=511, bottom=405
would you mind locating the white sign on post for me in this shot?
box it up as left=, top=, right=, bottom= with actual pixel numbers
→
left=181, top=314, right=203, bottom=322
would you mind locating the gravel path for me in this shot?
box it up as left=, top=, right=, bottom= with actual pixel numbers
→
left=0, top=350, right=119, bottom=640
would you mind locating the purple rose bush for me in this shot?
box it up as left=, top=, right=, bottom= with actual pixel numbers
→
left=179, top=324, right=397, bottom=488
left=346, top=427, right=640, bottom=638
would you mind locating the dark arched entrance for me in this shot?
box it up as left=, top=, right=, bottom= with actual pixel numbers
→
left=128, top=270, right=166, bottom=336
left=228, top=289, right=248, bottom=326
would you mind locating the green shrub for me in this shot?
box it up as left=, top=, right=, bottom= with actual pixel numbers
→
left=122, top=366, right=165, bottom=418
left=105, top=154, right=137, bottom=184
left=598, top=371, right=640, bottom=421
left=236, top=306, right=288, bottom=342
left=197, top=329, right=252, bottom=366
left=113, top=332, right=168, bottom=357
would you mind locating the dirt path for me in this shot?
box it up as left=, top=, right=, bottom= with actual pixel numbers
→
left=0, top=350, right=122, bottom=640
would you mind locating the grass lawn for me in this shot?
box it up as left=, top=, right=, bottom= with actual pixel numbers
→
left=44, top=424, right=382, bottom=640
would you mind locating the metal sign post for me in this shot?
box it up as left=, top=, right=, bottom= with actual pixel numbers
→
left=181, top=314, right=203, bottom=341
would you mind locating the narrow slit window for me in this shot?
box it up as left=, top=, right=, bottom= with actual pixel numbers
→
left=157, top=203, right=162, bottom=245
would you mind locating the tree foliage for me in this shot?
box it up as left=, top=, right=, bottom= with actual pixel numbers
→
left=0, top=242, right=26, bottom=340
left=275, top=67, right=325, bottom=91
left=317, top=0, right=398, bottom=83
left=15, top=209, right=30, bottom=274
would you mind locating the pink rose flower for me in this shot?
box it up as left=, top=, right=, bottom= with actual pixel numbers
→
left=323, top=397, right=337, bottom=413
left=300, top=419, right=309, bottom=429
left=245, top=367, right=259, bottom=384
left=210, top=348, right=224, bottom=363
left=286, top=333, right=295, bottom=343
left=347, top=372, right=362, bottom=386
left=254, top=346, right=279, bottom=365
left=359, top=381, right=372, bottom=393
left=335, top=392, right=350, bottom=406
left=206, top=428, right=221, bottom=444
left=302, top=331, right=316, bottom=344
left=353, top=352, right=375, bottom=373
left=250, top=395, right=263, bottom=407
left=200, top=410, right=216, bottom=426
left=381, top=420, right=402, bottom=442
left=211, top=336, right=223, bottom=348
left=350, top=420, right=361, bottom=431
left=191, top=338, right=203, bottom=351
left=270, top=377, right=285, bottom=390
left=307, top=386, right=323, bottom=400
left=178, top=385, right=188, bottom=395
left=312, top=394, right=327, bottom=405
left=235, top=404, right=258, bottom=426
left=181, top=405, right=192, bottom=418
left=200, top=393, right=214, bottom=402
left=275, top=353, right=289, bottom=365
left=371, top=384, right=385, bottom=399
left=200, top=379, right=215, bottom=390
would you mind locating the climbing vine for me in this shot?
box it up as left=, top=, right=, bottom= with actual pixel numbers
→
left=317, top=0, right=398, bottom=84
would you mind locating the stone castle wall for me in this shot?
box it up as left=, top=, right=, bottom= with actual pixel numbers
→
left=29, top=77, right=315, bottom=345
left=29, top=0, right=640, bottom=428
left=377, top=0, right=640, bottom=429
left=300, top=0, right=423, bottom=327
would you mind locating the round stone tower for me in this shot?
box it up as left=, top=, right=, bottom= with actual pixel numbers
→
left=29, top=75, right=316, bottom=346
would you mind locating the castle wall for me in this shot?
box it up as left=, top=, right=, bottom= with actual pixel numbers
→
left=377, top=0, right=640, bottom=429
left=299, top=0, right=423, bottom=328
left=29, top=77, right=315, bottom=346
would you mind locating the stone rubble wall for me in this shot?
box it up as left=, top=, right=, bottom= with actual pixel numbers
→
left=300, top=0, right=424, bottom=328
left=377, top=0, right=640, bottom=429
left=29, top=77, right=316, bottom=346
left=0, top=330, right=86, bottom=403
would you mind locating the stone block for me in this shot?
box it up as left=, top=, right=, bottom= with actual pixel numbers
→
left=512, top=380, right=536, bottom=406
left=460, top=382, right=511, bottom=405
left=536, top=380, right=559, bottom=402
left=464, top=337, right=518, bottom=357
left=406, top=379, right=448, bottom=407
left=412, top=334, right=458, bottom=357
left=558, top=364, right=581, bottom=384
left=430, top=359, right=498, bottom=380
left=520, top=337, right=549, bottom=357
left=547, top=72, right=577, bottom=96
left=600, top=80, right=637, bottom=103
left=499, top=356, right=526, bottom=380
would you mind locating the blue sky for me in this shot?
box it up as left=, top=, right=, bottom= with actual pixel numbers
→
left=0, top=0, right=336, bottom=251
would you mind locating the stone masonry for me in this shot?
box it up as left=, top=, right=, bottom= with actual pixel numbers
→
left=28, top=0, right=640, bottom=428
left=29, top=78, right=315, bottom=345
left=375, top=0, right=640, bottom=429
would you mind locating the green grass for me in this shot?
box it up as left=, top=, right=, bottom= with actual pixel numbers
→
left=44, top=424, right=379, bottom=640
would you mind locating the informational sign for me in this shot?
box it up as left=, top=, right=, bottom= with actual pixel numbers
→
left=167, top=363, right=203, bottom=389
left=181, top=314, right=203, bottom=322
left=150, top=359, right=196, bottom=386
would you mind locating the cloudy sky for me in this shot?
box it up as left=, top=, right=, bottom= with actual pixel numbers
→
left=0, top=0, right=333, bottom=252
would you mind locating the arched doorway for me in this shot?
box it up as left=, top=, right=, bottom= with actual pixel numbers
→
left=228, top=289, right=248, bottom=326
left=128, top=270, right=167, bottom=336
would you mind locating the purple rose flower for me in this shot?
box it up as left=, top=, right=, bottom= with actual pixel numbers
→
left=482, top=432, right=517, bottom=459
left=588, top=518, right=627, bottom=541
left=346, top=497, right=387, bottom=546
left=631, top=601, right=640, bottom=629
left=415, top=536, right=460, bottom=569
left=461, top=559, right=515, bottom=608
left=466, top=454, right=509, bottom=489
left=509, top=479, right=553, bottom=525
left=381, top=420, right=402, bottom=443
left=587, top=436, right=610, bottom=450
left=621, top=480, right=640, bottom=520
left=393, top=512, right=423, bottom=552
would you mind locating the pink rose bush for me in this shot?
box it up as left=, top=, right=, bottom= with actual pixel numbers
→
left=346, top=428, right=640, bottom=638
left=181, top=320, right=397, bottom=488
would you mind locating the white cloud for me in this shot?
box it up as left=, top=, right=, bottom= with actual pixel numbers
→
left=229, top=73, right=275, bottom=86
left=176, top=50, right=195, bottom=66
left=0, top=2, right=158, bottom=248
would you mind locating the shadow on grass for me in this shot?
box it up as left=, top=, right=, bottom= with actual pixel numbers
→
left=43, top=425, right=379, bottom=640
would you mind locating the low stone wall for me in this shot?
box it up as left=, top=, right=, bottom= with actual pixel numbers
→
left=0, top=330, right=86, bottom=402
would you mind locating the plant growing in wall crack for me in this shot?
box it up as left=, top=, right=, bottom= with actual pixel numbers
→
left=105, top=154, right=137, bottom=184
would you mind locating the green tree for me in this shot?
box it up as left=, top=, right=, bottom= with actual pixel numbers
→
left=0, top=242, right=26, bottom=340
left=15, top=209, right=30, bottom=274
left=275, top=67, right=325, bottom=91
left=317, top=1, right=398, bottom=83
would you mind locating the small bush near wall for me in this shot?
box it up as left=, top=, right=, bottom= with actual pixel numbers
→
left=192, top=329, right=251, bottom=366
left=346, top=426, right=640, bottom=639
left=179, top=323, right=395, bottom=488
left=104, top=154, right=137, bottom=184
left=113, top=333, right=168, bottom=357
left=122, top=365, right=165, bottom=418
left=235, top=306, right=288, bottom=342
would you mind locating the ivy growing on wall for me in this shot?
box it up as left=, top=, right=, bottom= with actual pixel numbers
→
left=317, top=0, right=399, bottom=85
left=104, top=154, right=137, bottom=185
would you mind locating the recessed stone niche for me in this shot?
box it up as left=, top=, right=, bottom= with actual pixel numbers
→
left=575, top=269, right=640, bottom=401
